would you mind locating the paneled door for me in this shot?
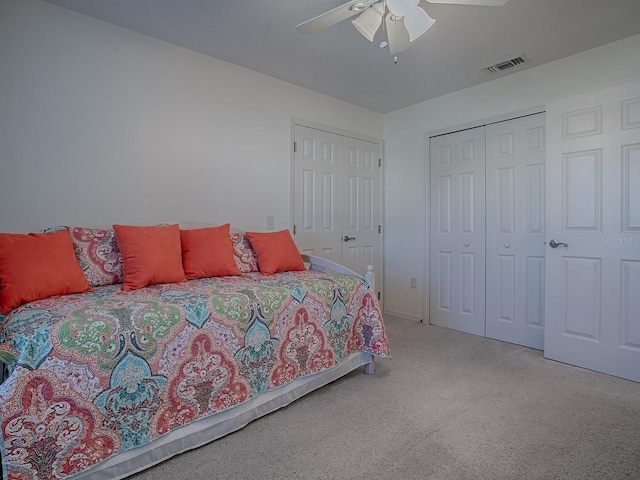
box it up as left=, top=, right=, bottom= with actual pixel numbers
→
left=485, top=113, right=546, bottom=349
left=430, top=126, right=486, bottom=336
left=292, top=124, right=383, bottom=301
left=544, top=81, right=640, bottom=382
left=340, top=135, right=380, bottom=276
left=293, top=125, right=342, bottom=263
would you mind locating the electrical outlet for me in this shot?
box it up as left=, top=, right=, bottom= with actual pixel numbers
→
left=410, top=277, right=417, bottom=289
left=266, top=216, right=275, bottom=230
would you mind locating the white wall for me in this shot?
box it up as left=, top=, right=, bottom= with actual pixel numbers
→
left=383, top=33, right=640, bottom=321
left=0, top=0, right=382, bottom=234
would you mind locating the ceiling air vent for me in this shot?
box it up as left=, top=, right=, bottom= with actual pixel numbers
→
left=483, top=55, right=530, bottom=74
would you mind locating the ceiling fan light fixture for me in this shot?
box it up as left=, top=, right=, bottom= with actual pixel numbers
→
left=387, top=0, right=420, bottom=17
left=404, top=7, right=435, bottom=41
left=296, top=0, right=512, bottom=55
left=351, top=2, right=385, bottom=42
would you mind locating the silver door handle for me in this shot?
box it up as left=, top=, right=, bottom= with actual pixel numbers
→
left=549, top=239, right=568, bottom=248
left=343, top=236, right=356, bottom=242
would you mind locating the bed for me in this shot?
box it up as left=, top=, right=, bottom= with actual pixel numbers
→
left=0, top=225, right=389, bottom=480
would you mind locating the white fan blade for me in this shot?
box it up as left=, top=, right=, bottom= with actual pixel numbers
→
left=297, top=0, right=376, bottom=33
left=385, top=13, right=412, bottom=54
left=426, top=0, right=510, bottom=5
left=404, top=6, right=435, bottom=41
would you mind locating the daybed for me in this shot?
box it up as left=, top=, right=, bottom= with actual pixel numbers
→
left=0, top=224, right=389, bottom=480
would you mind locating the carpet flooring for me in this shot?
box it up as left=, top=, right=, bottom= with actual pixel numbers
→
left=130, top=315, right=640, bottom=480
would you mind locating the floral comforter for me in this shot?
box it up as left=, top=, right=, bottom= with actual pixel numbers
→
left=0, top=270, right=389, bottom=479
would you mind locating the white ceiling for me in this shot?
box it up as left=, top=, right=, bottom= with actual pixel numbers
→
left=42, top=0, right=640, bottom=113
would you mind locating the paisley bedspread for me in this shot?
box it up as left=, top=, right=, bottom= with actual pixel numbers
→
left=0, top=270, right=389, bottom=479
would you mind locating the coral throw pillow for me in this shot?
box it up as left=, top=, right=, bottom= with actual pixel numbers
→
left=113, top=224, right=187, bottom=291
left=0, top=230, right=92, bottom=314
left=245, top=230, right=305, bottom=275
left=180, top=224, right=241, bottom=279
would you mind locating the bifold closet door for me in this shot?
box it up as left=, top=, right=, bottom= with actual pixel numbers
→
left=430, top=127, right=486, bottom=336
left=485, top=113, right=546, bottom=350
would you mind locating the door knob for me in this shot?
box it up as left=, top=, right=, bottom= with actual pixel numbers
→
left=549, top=239, right=568, bottom=249
left=343, top=235, right=356, bottom=242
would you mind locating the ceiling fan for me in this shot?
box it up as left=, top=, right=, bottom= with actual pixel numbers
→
left=296, top=0, right=510, bottom=55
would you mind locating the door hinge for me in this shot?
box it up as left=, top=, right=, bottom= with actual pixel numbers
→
left=293, top=225, right=296, bottom=235
left=293, top=141, right=297, bottom=153
left=378, top=225, right=382, bottom=234
left=377, top=291, right=381, bottom=300
left=378, top=158, right=382, bottom=167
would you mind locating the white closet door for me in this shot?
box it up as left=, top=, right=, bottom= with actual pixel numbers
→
left=544, top=81, right=640, bottom=382
left=340, top=136, right=381, bottom=278
left=430, top=127, right=486, bottom=336
left=486, top=113, right=546, bottom=350
left=293, top=125, right=383, bottom=304
left=293, top=125, right=342, bottom=263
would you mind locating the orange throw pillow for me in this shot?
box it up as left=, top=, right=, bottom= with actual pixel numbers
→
left=113, top=224, right=187, bottom=291
left=245, top=230, right=305, bottom=275
left=0, top=230, right=92, bottom=314
left=180, top=224, right=241, bottom=279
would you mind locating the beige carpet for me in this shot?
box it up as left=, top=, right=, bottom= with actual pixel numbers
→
left=130, top=315, right=640, bottom=480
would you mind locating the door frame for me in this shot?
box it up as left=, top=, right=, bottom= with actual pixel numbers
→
left=290, top=118, right=385, bottom=307
left=423, top=106, right=545, bottom=325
